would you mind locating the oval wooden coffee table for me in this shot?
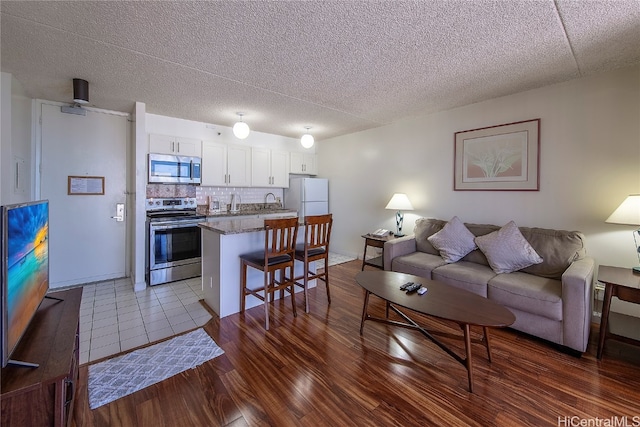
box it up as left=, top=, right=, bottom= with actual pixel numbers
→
left=356, top=270, right=515, bottom=392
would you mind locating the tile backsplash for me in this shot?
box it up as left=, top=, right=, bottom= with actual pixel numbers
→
left=196, top=186, right=285, bottom=207
left=145, top=185, right=284, bottom=207
left=146, top=184, right=196, bottom=198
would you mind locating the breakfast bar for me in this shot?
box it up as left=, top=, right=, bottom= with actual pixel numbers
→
left=199, top=218, right=311, bottom=318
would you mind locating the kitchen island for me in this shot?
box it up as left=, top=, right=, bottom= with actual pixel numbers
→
left=199, top=217, right=313, bottom=318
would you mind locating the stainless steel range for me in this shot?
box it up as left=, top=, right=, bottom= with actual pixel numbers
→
left=145, top=197, right=205, bottom=286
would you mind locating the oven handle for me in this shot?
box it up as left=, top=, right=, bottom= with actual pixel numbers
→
left=150, top=220, right=204, bottom=230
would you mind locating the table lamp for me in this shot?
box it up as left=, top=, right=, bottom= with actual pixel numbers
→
left=385, top=193, right=414, bottom=237
left=605, top=194, right=640, bottom=273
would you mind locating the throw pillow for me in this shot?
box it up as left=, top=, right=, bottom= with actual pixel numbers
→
left=475, top=221, right=543, bottom=274
left=427, top=216, right=477, bottom=263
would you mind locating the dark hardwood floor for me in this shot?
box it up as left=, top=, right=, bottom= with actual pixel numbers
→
left=73, top=260, right=640, bottom=426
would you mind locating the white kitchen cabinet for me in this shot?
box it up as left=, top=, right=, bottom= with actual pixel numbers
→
left=290, top=152, right=317, bottom=175
left=149, top=133, right=202, bottom=156
left=201, top=141, right=251, bottom=187
left=251, top=148, right=290, bottom=188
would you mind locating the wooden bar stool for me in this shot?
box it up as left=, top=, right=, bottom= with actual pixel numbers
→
left=240, top=217, right=299, bottom=330
left=294, top=214, right=333, bottom=313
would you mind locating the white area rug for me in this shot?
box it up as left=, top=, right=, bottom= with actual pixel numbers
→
left=88, top=328, right=224, bottom=409
left=316, top=252, right=356, bottom=269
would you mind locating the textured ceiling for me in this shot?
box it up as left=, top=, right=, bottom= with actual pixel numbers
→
left=2, top=1, right=639, bottom=141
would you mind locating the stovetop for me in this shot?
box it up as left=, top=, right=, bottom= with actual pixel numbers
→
left=146, top=197, right=197, bottom=212
left=146, top=197, right=205, bottom=221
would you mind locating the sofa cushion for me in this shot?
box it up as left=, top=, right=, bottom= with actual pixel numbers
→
left=475, top=221, right=543, bottom=274
left=518, top=227, right=586, bottom=279
left=488, top=272, right=563, bottom=321
left=431, top=262, right=496, bottom=297
left=392, top=252, right=446, bottom=279
left=427, top=216, right=477, bottom=263
left=414, top=218, right=446, bottom=255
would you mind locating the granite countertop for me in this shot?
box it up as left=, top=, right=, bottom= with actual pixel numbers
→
left=203, top=208, right=297, bottom=218
left=199, top=217, right=303, bottom=235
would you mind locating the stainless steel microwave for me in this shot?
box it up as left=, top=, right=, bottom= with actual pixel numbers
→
left=148, top=153, right=201, bottom=184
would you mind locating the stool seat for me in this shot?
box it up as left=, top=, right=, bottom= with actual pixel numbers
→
left=241, top=251, right=292, bottom=266
left=294, top=245, right=325, bottom=258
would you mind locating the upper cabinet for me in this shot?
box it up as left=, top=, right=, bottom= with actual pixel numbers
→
left=149, top=134, right=202, bottom=156
left=290, top=152, right=317, bottom=175
left=251, top=148, right=290, bottom=188
left=202, top=141, right=251, bottom=187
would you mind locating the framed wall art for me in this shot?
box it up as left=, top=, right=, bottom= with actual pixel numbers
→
left=454, top=119, right=540, bottom=191
left=68, top=175, right=105, bottom=195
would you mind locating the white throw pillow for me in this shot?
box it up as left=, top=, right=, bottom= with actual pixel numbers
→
left=427, top=216, right=477, bottom=263
left=475, top=221, right=543, bottom=274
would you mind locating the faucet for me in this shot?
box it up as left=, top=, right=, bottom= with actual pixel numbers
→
left=264, top=192, right=276, bottom=208
left=230, top=193, right=241, bottom=212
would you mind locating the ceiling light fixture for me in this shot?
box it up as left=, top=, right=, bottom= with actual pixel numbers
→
left=301, top=126, right=314, bottom=148
left=232, top=113, right=250, bottom=139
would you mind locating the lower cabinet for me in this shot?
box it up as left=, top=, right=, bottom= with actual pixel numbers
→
left=1, top=288, right=82, bottom=427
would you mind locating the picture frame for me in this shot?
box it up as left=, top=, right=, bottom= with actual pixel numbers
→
left=454, top=119, right=540, bottom=191
left=68, top=176, right=105, bottom=195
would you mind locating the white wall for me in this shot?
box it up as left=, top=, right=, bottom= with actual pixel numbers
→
left=319, top=65, right=640, bottom=313
left=0, top=73, right=33, bottom=205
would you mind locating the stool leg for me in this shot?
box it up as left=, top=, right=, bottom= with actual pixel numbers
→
left=324, top=255, right=331, bottom=304
left=290, top=264, right=297, bottom=317
left=240, top=261, right=247, bottom=313
left=303, top=259, right=310, bottom=313
left=264, top=269, right=270, bottom=330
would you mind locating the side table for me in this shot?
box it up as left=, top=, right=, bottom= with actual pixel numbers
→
left=361, top=234, right=396, bottom=271
left=597, top=265, right=640, bottom=359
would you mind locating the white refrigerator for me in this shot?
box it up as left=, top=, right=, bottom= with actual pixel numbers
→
left=286, top=177, right=329, bottom=218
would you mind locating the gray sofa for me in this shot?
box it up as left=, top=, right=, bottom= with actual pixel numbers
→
left=383, top=218, right=595, bottom=353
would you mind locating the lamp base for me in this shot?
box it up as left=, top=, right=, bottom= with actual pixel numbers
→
left=633, top=266, right=640, bottom=275
left=393, top=233, right=405, bottom=238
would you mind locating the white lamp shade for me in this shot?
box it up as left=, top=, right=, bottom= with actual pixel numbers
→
left=301, top=133, right=314, bottom=148
left=233, top=121, right=250, bottom=139
left=385, top=193, right=414, bottom=210
left=606, top=194, right=640, bottom=225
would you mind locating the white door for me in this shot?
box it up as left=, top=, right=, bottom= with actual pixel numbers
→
left=40, top=103, right=128, bottom=288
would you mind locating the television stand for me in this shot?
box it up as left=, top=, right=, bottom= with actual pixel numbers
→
left=1, top=287, right=82, bottom=427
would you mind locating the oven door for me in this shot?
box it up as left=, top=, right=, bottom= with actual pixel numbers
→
left=148, top=219, right=202, bottom=271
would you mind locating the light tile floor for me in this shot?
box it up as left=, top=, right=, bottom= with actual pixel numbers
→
left=78, top=253, right=354, bottom=365
left=79, top=276, right=211, bottom=365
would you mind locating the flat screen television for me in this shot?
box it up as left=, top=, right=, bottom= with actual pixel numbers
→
left=1, top=200, right=50, bottom=368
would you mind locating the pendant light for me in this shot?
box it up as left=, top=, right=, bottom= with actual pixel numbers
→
left=233, top=113, right=250, bottom=139
left=300, top=126, right=314, bottom=148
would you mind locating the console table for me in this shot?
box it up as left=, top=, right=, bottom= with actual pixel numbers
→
left=1, top=287, right=82, bottom=427
left=596, top=265, right=640, bottom=359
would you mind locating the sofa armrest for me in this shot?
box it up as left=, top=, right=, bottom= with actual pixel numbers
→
left=383, top=235, right=417, bottom=270
left=561, top=256, right=595, bottom=353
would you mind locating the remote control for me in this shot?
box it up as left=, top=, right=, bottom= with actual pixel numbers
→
left=417, top=287, right=428, bottom=295
left=405, top=283, right=421, bottom=293
left=400, top=282, right=414, bottom=290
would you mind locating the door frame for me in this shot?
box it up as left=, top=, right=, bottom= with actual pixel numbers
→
left=35, top=99, right=132, bottom=286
